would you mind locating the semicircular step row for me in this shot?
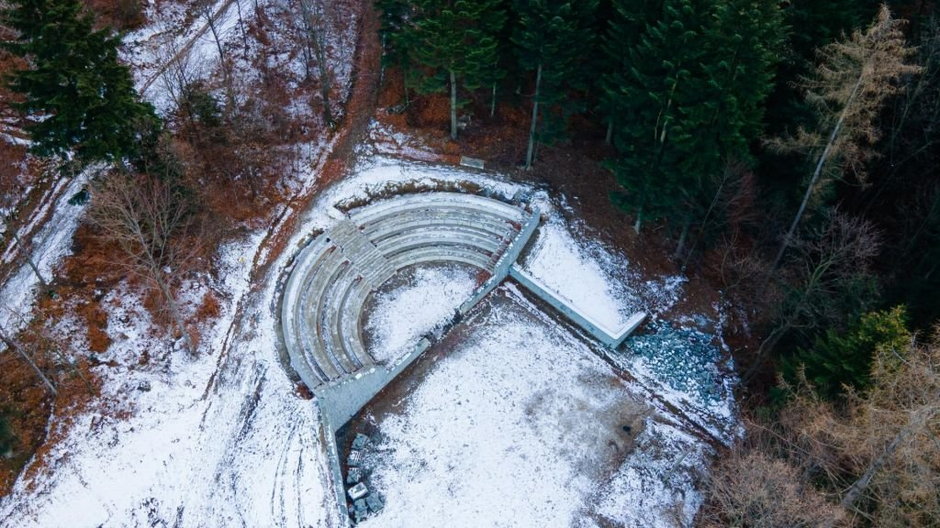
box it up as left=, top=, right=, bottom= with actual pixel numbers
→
left=282, top=192, right=527, bottom=389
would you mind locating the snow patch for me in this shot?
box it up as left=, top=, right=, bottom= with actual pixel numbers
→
left=364, top=264, right=476, bottom=364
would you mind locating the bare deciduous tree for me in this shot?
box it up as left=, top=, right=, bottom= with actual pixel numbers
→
left=745, top=211, right=881, bottom=381
left=296, top=0, right=335, bottom=127
left=0, top=324, right=56, bottom=395
left=769, top=6, right=920, bottom=271
left=831, top=332, right=940, bottom=525
left=701, top=447, right=843, bottom=528
left=197, top=0, right=236, bottom=108
left=87, top=172, right=199, bottom=354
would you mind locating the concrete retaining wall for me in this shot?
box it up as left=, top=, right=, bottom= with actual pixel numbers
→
left=318, top=208, right=542, bottom=431
left=458, top=208, right=541, bottom=314
left=509, top=265, right=646, bottom=349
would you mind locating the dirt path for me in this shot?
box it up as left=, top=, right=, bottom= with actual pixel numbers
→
left=138, top=0, right=240, bottom=95
left=201, top=0, right=381, bottom=396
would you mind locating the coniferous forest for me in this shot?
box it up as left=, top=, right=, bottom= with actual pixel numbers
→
left=0, top=0, right=938, bottom=524
left=376, top=1, right=940, bottom=522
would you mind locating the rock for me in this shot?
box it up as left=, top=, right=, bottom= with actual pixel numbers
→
left=353, top=498, right=369, bottom=522
left=366, top=494, right=384, bottom=513
left=352, top=433, right=370, bottom=450
left=348, top=482, right=368, bottom=501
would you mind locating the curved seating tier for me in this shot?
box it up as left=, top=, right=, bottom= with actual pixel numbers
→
left=282, top=192, right=528, bottom=389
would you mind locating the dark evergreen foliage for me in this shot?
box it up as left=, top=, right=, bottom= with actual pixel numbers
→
left=603, top=0, right=784, bottom=233
left=0, top=412, right=13, bottom=455
left=512, top=0, right=598, bottom=161
left=783, top=307, right=910, bottom=400
left=1, top=0, right=158, bottom=162
left=407, top=0, right=506, bottom=137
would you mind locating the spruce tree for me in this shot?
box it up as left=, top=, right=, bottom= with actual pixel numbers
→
left=604, top=0, right=712, bottom=233
left=377, top=0, right=413, bottom=65
left=603, top=0, right=782, bottom=241
left=513, top=0, right=597, bottom=168
left=783, top=306, right=910, bottom=399
left=2, top=0, right=158, bottom=162
left=598, top=0, right=660, bottom=145
left=409, top=0, right=506, bottom=139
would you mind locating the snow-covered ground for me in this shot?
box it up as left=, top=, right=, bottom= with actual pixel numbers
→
left=0, top=1, right=360, bottom=525
left=355, top=285, right=708, bottom=528
left=0, top=228, right=340, bottom=527
left=0, top=151, right=736, bottom=527
left=363, top=263, right=477, bottom=364
left=0, top=168, right=91, bottom=338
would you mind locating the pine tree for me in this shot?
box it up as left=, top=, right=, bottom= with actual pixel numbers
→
left=1, top=0, right=158, bottom=162
left=784, top=306, right=910, bottom=399
left=513, top=0, right=597, bottom=168
left=603, top=0, right=782, bottom=240
left=408, top=0, right=506, bottom=139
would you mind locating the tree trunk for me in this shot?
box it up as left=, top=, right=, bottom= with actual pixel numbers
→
left=674, top=221, right=690, bottom=260
left=402, top=61, right=410, bottom=106
left=605, top=119, right=613, bottom=145
left=490, top=82, right=497, bottom=118
left=525, top=63, right=543, bottom=170
left=770, top=74, right=864, bottom=272
left=634, top=206, right=643, bottom=234
left=203, top=6, right=234, bottom=108
left=298, top=0, right=334, bottom=127
left=831, top=406, right=939, bottom=526
left=154, top=269, right=197, bottom=356
left=10, top=232, right=48, bottom=289
left=0, top=327, right=57, bottom=395
left=234, top=0, right=249, bottom=54
left=449, top=69, right=458, bottom=140
left=682, top=165, right=731, bottom=271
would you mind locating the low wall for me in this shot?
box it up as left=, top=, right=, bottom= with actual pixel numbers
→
left=317, top=208, right=542, bottom=431
left=316, top=399, right=350, bottom=519
left=508, top=265, right=645, bottom=349
left=458, top=208, right=541, bottom=314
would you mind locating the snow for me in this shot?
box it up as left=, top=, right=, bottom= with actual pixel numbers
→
left=0, top=147, right=737, bottom=526
left=0, top=0, right=362, bottom=523
left=596, top=420, right=708, bottom=527
left=0, top=234, right=338, bottom=527
left=123, top=0, right=357, bottom=119
left=356, top=285, right=709, bottom=528
left=364, top=264, right=477, bottom=364
left=0, top=169, right=89, bottom=338
left=522, top=217, right=639, bottom=329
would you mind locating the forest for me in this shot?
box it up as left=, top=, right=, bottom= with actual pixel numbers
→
left=371, top=2, right=940, bottom=522
left=0, top=0, right=938, bottom=525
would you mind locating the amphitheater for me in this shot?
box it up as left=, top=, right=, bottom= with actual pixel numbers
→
left=279, top=191, right=646, bottom=520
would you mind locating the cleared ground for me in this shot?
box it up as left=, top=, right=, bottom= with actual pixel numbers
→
left=362, top=262, right=479, bottom=364
left=348, top=284, right=701, bottom=527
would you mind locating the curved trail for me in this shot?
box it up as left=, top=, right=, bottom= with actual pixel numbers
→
left=200, top=0, right=382, bottom=400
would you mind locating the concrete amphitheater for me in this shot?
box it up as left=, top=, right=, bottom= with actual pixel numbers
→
left=281, top=192, right=537, bottom=396
left=278, top=190, right=645, bottom=522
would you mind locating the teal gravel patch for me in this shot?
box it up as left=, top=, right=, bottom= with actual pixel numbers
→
left=624, top=322, right=723, bottom=404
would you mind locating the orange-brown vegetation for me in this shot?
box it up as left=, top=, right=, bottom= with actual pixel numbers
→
left=82, top=0, right=146, bottom=31
left=77, top=301, right=111, bottom=353
left=195, top=290, right=221, bottom=322
left=0, top=308, right=101, bottom=497
left=0, top=0, right=377, bottom=498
